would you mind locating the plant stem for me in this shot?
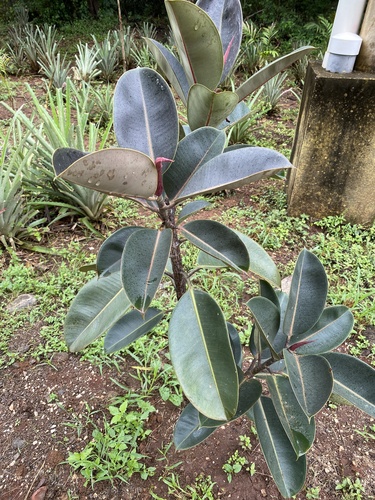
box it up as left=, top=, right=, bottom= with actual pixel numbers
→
left=158, top=198, right=187, bottom=300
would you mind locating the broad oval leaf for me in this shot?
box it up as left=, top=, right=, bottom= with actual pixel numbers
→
left=64, top=272, right=131, bottom=352
left=104, top=308, right=164, bottom=353
left=197, top=231, right=280, bottom=287
left=187, top=84, right=238, bottom=130
left=247, top=296, right=280, bottom=357
left=177, top=200, right=211, bottom=224
left=165, top=0, right=223, bottom=90
left=254, top=396, right=307, bottom=498
left=53, top=147, right=87, bottom=175
left=174, top=403, right=217, bottom=450
left=284, top=249, right=328, bottom=340
left=199, top=379, right=262, bottom=427
left=236, top=46, right=314, bottom=102
left=114, top=67, right=179, bottom=161
left=145, top=38, right=190, bottom=104
left=175, top=147, right=292, bottom=202
left=289, top=306, right=354, bottom=355
left=227, top=322, right=243, bottom=368
left=284, top=350, right=333, bottom=418
left=97, top=226, right=142, bottom=277
left=164, top=126, right=226, bottom=201
left=197, top=0, right=243, bottom=81
left=322, top=352, right=375, bottom=418
left=181, top=220, right=249, bottom=272
left=121, top=228, right=172, bottom=313
left=169, top=288, right=238, bottom=421
left=54, top=148, right=158, bottom=199
left=267, top=375, right=316, bottom=457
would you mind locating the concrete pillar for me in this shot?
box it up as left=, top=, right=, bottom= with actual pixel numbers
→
left=287, top=62, right=375, bottom=226
left=355, top=0, right=375, bottom=72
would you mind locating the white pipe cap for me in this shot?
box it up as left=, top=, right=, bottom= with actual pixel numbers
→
left=328, top=32, right=362, bottom=56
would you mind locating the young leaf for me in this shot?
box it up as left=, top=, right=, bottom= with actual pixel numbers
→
left=121, top=228, right=172, bottom=313
left=53, top=148, right=158, bottom=199
left=181, top=220, right=249, bottom=272
left=284, top=350, right=333, bottom=418
left=253, top=396, right=307, bottom=498
left=64, top=272, right=131, bottom=352
left=284, top=249, right=328, bottom=340
left=197, top=0, right=243, bottom=81
left=187, top=84, right=239, bottom=130
left=114, top=67, right=179, bottom=162
left=267, top=375, right=316, bottom=457
left=169, top=288, right=238, bottom=421
left=322, top=352, right=375, bottom=418
left=165, top=0, right=223, bottom=90
left=174, top=403, right=217, bottom=450
left=289, top=306, right=354, bottom=355
left=104, top=308, right=164, bottom=353
left=175, top=147, right=292, bottom=202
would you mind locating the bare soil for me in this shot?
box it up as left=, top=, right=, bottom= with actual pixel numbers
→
left=1, top=79, right=374, bottom=500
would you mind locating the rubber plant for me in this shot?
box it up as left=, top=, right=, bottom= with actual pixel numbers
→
left=52, top=1, right=375, bottom=498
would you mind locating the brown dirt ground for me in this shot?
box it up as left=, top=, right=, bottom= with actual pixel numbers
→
left=1, top=78, right=374, bottom=500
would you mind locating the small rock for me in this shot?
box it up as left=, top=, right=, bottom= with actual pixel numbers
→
left=51, top=352, right=69, bottom=363
left=281, top=276, right=293, bottom=294
left=7, top=294, right=37, bottom=312
left=12, top=438, right=26, bottom=450
left=31, top=485, right=48, bottom=500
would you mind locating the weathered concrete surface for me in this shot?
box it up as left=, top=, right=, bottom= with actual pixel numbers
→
left=287, top=62, right=375, bottom=226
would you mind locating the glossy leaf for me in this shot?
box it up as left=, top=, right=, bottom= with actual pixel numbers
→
left=177, top=200, right=211, bottom=224
left=322, top=353, right=375, bottom=418
left=187, top=84, right=239, bottom=130
left=197, top=230, right=280, bottom=287
left=175, top=147, right=292, bottom=202
left=165, top=0, right=223, bottom=90
left=247, top=296, right=280, bottom=357
left=65, top=272, right=131, bottom=352
left=174, top=403, right=217, bottom=450
left=97, top=226, right=142, bottom=277
left=163, top=127, right=226, bottom=201
left=289, top=306, right=354, bottom=355
left=53, top=147, right=87, bottom=175
left=114, top=67, right=178, bottom=161
left=284, top=350, right=333, bottom=418
left=145, top=38, right=190, bottom=104
left=121, top=228, right=172, bottom=313
left=104, top=308, right=164, bottom=353
left=254, top=396, right=306, bottom=498
left=181, top=220, right=249, bottom=272
left=284, top=249, right=328, bottom=340
left=227, top=322, right=243, bottom=368
left=169, top=288, right=238, bottom=420
left=267, top=375, right=315, bottom=457
left=197, top=0, right=243, bottom=81
left=199, top=379, right=262, bottom=427
left=54, top=147, right=158, bottom=199
left=236, top=46, right=314, bottom=102
left=259, top=279, right=280, bottom=307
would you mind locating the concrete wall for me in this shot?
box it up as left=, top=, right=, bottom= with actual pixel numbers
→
left=287, top=62, right=375, bottom=226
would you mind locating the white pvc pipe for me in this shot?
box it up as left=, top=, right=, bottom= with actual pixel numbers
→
left=322, top=0, right=368, bottom=71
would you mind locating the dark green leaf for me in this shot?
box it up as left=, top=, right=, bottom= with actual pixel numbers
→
left=169, top=288, right=238, bottom=420
left=165, top=0, right=223, bottom=89
left=177, top=200, right=211, bottom=224
left=175, top=147, right=292, bottom=202
left=322, top=352, right=375, bottom=418
left=247, top=296, right=280, bottom=358
left=97, top=226, right=142, bottom=277
left=174, top=403, right=217, bottom=450
left=121, top=228, right=172, bottom=313
left=53, top=147, right=87, bottom=175
left=227, top=322, right=243, bottom=368
left=267, top=375, right=315, bottom=457
left=284, top=350, right=333, bottom=418
left=104, top=308, right=164, bottom=353
left=254, top=396, right=306, bottom=498
left=164, top=127, right=226, bottom=201
left=181, top=220, right=249, bottom=272
left=284, top=249, right=328, bottom=340
left=289, top=306, right=354, bottom=355
left=65, top=272, right=131, bottom=352
left=114, top=67, right=178, bottom=162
